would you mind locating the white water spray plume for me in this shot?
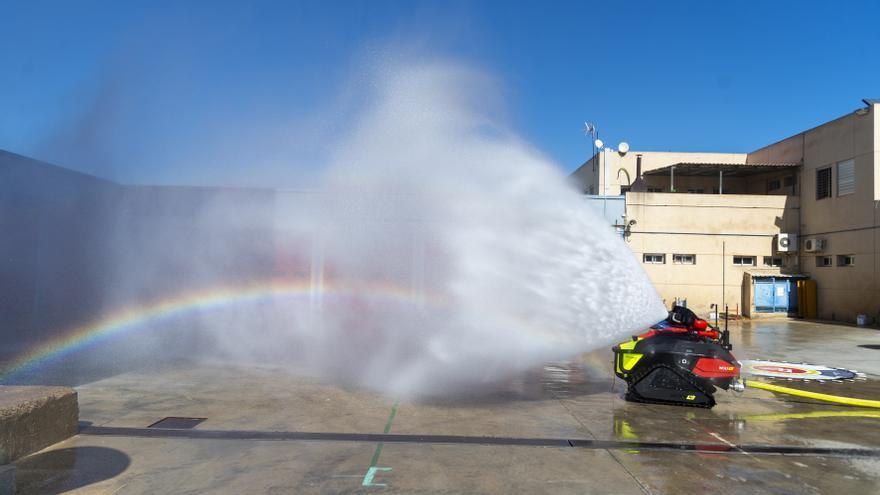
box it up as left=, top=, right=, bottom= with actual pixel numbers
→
left=11, top=56, right=667, bottom=397
left=181, top=58, right=668, bottom=397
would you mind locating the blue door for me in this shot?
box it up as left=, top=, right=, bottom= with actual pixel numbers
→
left=754, top=277, right=791, bottom=313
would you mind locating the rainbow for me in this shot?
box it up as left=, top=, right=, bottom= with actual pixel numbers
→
left=0, top=278, right=440, bottom=380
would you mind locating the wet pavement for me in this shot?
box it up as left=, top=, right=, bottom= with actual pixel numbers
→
left=9, top=319, right=880, bottom=494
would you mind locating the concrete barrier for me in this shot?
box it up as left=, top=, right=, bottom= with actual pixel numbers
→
left=0, top=386, right=78, bottom=465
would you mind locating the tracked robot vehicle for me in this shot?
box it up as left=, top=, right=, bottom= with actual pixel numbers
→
left=613, top=306, right=741, bottom=408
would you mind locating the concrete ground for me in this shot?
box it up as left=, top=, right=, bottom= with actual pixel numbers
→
left=10, top=319, right=880, bottom=494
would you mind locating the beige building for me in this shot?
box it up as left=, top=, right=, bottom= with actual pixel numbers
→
left=571, top=99, right=880, bottom=324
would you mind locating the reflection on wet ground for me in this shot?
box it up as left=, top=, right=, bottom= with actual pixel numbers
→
left=9, top=319, right=880, bottom=494
left=14, top=447, right=130, bottom=495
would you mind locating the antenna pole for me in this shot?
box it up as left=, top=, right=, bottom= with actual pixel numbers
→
left=722, top=304, right=731, bottom=348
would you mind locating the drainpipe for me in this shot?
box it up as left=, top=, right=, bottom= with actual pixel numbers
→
left=719, top=168, right=723, bottom=195
left=799, top=133, right=805, bottom=277
left=670, top=165, right=675, bottom=192
left=722, top=241, right=726, bottom=307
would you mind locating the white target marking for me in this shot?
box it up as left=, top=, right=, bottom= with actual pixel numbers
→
left=740, top=360, right=862, bottom=381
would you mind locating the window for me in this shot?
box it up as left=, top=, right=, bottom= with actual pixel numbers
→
left=647, top=187, right=663, bottom=193
left=816, top=167, right=832, bottom=199
left=837, top=255, right=855, bottom=267
left=673, top=254, right=696, bottom=264
left=783, top=175, right=797, bottom=187
left=837, top=159, right=855, bottom=196
left=733, top=256, right=756, bottom=266
left=767, top=179, right=781, bottom=191
left=763, top=256, right=783, bottom=267
left=643, top=253, right=665, bottom=264
left=816, top=256, right=832, bottom=267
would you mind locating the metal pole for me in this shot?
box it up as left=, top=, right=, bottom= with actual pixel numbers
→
left=670, top=165, right=675, bottom=192
left=602, top=147, right=609, bottom=219
left=722, top=241, right=726, bottom=309
left=719, top=169, right=723, bottom=194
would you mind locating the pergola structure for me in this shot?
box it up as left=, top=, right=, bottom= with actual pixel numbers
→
left=642, top=162, right=801, bottom=193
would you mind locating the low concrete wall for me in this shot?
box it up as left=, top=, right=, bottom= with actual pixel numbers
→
left=0, top=386, right=78, bottom=464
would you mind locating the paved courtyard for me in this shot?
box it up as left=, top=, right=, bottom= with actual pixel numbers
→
left=10, top=319, right=880, bottom=494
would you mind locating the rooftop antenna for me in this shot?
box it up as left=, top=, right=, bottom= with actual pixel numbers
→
left=583, top=122, right=596, bottom=136
left=584, top=122, right=599, bottom=167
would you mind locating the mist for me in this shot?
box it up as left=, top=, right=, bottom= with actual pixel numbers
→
left=4, top=51, right=666, bottom=397
left=154, top=57, right=668, bottom=397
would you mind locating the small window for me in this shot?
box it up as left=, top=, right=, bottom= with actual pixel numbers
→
left=837, top=159, right=855, bottom=196
left=837, top=255, right=855, bottom=267
left=783, top=176, right=796, bottom=187
left=647, top=187, right=663, bottom=193
left=643, top=253, right=665, bottom=264
left=767, top=179, right=781, bottom=191
left=673, top=254, right=696, bottom=265
left=816, top=256, right=833, bottom=267
left=816, top=167, right=832, bottom=199
left=763, top=256, right=783, bottom=267
left=733, top=256, right=756, bottom=266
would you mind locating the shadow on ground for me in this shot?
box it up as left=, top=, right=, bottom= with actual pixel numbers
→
left=13, top=446, right=130, bottom=495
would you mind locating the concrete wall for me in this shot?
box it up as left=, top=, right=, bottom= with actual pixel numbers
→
left=748, top=134, right=805, bottom=165
left=1, top=151, right=447, bottom=384
left=0, top=151, right=282, bottom=383
left=570, top=155, right=599, bottom=194
left=0, top=151, right=121, bottom=351
left=748, top=103, right=879, bottom=322
left=624, top=192, right=799, bottom=316
left=110, top=185, right=277, bottom=302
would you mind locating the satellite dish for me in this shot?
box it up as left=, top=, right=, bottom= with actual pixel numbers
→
left=594, top=139, right=604, bottom=149
left=618, top=142, right=630, bottom=154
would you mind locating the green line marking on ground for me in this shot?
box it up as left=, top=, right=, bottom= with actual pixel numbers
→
left=383, top=402, right=399, bottom=434
left=368, top=402, right=399, bottom=467
left=363, top=401, right=399, bottom=487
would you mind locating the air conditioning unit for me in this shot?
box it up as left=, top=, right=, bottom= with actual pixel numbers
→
left=777, top=233, right=798, bottom=253
left=804, top=238, right=827, bottom=252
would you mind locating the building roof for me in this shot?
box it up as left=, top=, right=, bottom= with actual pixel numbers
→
left=644, top=162, right=800, bottom=177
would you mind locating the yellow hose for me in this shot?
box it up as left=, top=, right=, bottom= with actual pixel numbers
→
left=744, top=410, right=880, bottom=421
left=745, top=379, right=880, bottom=409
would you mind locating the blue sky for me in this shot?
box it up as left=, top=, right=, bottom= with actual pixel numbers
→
left=1, top=0, right=878, bottom=184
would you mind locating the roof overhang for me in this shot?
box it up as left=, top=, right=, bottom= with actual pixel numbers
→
left=644, top=162, right=800, bottom=178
